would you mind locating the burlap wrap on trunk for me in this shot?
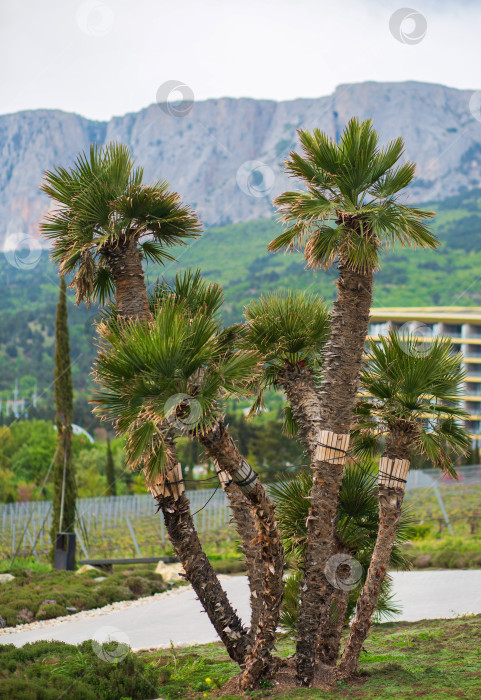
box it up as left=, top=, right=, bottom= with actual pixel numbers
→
left=145, top=462, right=185, bottom=500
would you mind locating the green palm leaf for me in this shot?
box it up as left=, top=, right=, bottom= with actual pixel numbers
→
left=271, top=462, right=416, bottom=633
left=241, top=290, right=330, bottom=413
left=93, top=298, right=259, bottom=477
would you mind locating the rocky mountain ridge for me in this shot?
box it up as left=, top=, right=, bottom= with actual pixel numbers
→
left=1, top=80, right=481, bottom=246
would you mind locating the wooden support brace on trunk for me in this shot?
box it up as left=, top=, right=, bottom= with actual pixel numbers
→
left=315, top=430, right=350, bottom=465
left=145, top=462, right=185, bottom=500
left=378, top=457, right=410, bottom=490
left=213, top=459, right=233, bottom=491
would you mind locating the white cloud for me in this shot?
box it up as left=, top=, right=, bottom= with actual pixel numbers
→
left=0, top=0, right=479, bottom=120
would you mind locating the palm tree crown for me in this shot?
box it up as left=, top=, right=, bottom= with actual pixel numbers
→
left=40, top=143, right=201, bottom=305
left=241, top=291, right=330, bottom=413
left=269, top=118, right=438, bottom=272
left=243, top=291, right=330, bottom=371
left=355, top=330, right=470, bottom=470
left=93, top=297, right=258, bottom=479
left=149, top=268, right=224, bottom=319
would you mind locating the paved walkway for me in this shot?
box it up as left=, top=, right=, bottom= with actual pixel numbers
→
left=1, top=570, right=480, bottom=650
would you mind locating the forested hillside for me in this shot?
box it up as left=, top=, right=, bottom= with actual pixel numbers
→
left=2, top=186, right=481, bottom=422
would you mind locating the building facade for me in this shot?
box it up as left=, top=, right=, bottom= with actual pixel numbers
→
left=368, top=307, right=481, bottom=440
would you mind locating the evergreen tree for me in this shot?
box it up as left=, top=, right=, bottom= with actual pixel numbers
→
left=105, top=436, right=117, bottom=496
left=50, top=276, right=76, bottom=562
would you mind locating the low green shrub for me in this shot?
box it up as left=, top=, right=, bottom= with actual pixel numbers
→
left=124, top=575, right=153, bottom=596
left=0, top=640, right=161, bottom=699
left=0, top=566, right=167, bottom=627
left=211, top=559, right=246, bottom=574
left=35, top=602, right=67, bottom=620
left=16, top=608, right=35, bottom=624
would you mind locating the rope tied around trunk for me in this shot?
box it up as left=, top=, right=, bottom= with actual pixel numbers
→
left=153, top=485, right=221, bottom=517
left=377, top=471, right=407, bottom=484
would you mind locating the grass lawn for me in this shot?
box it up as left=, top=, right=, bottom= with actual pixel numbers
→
left=0, top=615, right=479, bottom=698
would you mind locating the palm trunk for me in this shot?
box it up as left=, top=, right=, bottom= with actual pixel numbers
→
left=339, top=437, right=411, bottom=677
left=158, top=493, right=250, bottom=664
left=200, top=420, right=284, bottom=690
left=316, top=586, right=349, bottom=666
left=296, top=264, right=373, bottom=686
left=281, top=363, right=322, bottom=457
left=108, top=242, right=151, bottom=321
left=222, top=480, right=264, bottom=637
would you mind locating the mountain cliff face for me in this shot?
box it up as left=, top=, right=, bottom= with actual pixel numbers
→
left=1, top=81, right=481, bottom=246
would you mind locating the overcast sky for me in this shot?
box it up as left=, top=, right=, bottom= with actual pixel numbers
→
left=1, top=0, right=479, bottom=121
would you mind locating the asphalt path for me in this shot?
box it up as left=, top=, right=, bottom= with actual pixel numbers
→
left=2, top=570, right=480, bottom=650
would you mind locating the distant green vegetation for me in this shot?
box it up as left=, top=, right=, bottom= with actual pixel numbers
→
left=0, top=414, right=302, bottom=502
left=2, top=186, right=481, bottom=415
left=0, top=421, right=130, bottom=502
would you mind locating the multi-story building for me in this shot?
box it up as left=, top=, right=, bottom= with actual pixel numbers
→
left=368, top=307, right=481, bottom=440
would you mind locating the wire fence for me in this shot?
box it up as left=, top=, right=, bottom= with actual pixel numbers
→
left=0, top=488, right=230, bottom=562
left=1, top=465, right=480, bottom=562
left=404, top=465, right=481, bottom=536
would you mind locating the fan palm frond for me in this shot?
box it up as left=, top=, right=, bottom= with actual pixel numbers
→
left=149, top=268, right=224, bottom=318
left=356, top=329, right=471, bottom=469
left=272, top=462, right=415, bottom=634
left=269, top=461, right=415, bottom=565
left=241, top=291, right=330, bottom=413
left=93, top=299, right=259, bottom=479
left=243, top=290, right=330, bottom=366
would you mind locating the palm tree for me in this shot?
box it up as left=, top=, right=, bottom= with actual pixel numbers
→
left=152, top=270, right=265, bottom=642
left=269, top=118, right=438, bottom=685
left=153, top=271, right=286, bottom=689
left=339, top=331, right=470, bottom=676
left=242, top=291, right=330, bottom=456
left=40, top=148, right=250, bottom=664
left=40, top=142, right=200, bottom=320
left=94, top=295, right=284, bottom=686
left=270, top=464, right=414, bottom=666
left=158, top=284, right=285, bottom=690
left=94, top=298, right=256, bottom=662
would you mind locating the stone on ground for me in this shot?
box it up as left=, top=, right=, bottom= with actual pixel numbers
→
left=154, top=561, right=185, bottom=582
left=75, top=565, right=98, bottom=575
